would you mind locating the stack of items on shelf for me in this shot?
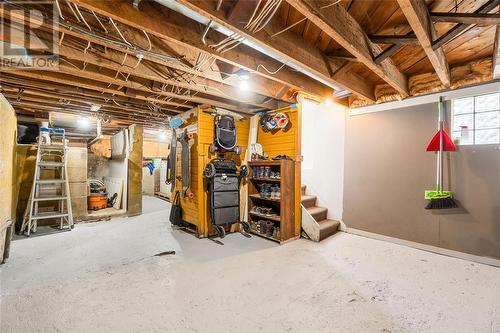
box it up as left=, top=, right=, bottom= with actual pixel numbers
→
left=248, top=160, right=292, bottom=242
left=252, top=219, right=280, bottom=239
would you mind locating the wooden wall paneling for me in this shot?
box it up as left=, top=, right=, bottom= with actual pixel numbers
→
left=256, top=106, right=301, bottom=239
left=127, top=125, right=143, bottom=216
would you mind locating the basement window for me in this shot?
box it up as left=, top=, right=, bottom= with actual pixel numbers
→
left=452, top=93, right=500, bottom=145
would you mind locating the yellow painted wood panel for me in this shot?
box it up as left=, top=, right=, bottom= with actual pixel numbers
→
left=256, top=106, right=302, bottom=240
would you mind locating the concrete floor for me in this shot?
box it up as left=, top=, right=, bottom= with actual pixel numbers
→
left=1, top=196, right=499, bottom=333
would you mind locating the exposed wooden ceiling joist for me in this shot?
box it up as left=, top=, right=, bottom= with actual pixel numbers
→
left=172, top=0, right=376, bottom=101
left=430, top=12, right=500, bottom=25
left=0, top=70, right=190, bottom=111
left=493, top=25, right=500, bottom=79
left=397, top=0, right=451, bottom=87
left=432, top=0, right=500, bottom=51
left=0, top=75, right=180, bottom=114
left=0, top=5, right=293, bottom=105
left=69, top=0, right=334, bottom=98
left=369, top=35, right=419, bottom=45
left=284, top=0, right=409, bottom=97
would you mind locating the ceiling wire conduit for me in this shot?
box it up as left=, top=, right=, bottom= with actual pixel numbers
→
left=153, top=0, right=347, bottom=94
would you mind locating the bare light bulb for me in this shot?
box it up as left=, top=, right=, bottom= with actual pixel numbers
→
left=239, top=80, right=249, bottom=91
left=78, top=117, right=90, bottom=128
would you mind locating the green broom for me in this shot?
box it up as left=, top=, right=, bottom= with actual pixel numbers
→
left=425, top=97, right=458, bottom=210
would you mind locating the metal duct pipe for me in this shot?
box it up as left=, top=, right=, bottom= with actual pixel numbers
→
left=87, top=118, right=103, bottom=146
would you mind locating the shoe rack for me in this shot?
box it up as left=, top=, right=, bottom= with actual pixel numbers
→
left=247, top=159, right=296, bottom=243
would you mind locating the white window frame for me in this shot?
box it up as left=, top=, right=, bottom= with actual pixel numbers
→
left=452, top=92, right=500, bottom=146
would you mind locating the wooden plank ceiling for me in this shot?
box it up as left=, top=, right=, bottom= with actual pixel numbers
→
left=1, top=0, right=499, bottom=131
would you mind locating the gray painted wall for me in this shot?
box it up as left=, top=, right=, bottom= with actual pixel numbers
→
left=344, top=102, right=500, bottom=260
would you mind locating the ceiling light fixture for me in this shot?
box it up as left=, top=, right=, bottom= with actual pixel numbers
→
left=77, top=116, right=91, bottom=128
left=158, top=130, right=167, bottom=141
left=236, top=69, right=250, bottom=92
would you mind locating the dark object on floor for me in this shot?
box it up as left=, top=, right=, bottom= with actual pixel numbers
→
left=425, top=197, right=458, bottom=210
left=169, top=192, right=183, bottom=226
left=154, top=250, right=176, bottom=256
left=204, top=158, right=250, bottom=239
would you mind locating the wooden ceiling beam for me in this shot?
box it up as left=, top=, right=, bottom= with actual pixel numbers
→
left=0, top=5, right=294, bottom=103
left=172, top=0, right=376, bottom=101
left=493, top=25, right=500, bottom=79
left=285, top=0, right=409, bottom=97
left=0, top=74, right=179, bottom=112
left=69, top=0, right=333, bottom=98
left=397, top=0, right=451, bottom=87
left=430, top=12, right=500, bottom=25
left=1, top=88, right=177, bottom=116
left=10, top=102, right=170, bottom=127
left=2, top=21, right=271, bottom=111
left=4, top=94, right=169, bottom=120
left=374, top=45, right=405, bottom=65
left=432, top=0, right=500, bottom=51
left=369, top=35, right=419, bottom=45
left=2, top=62, right=258, bottom=113
left=0, top=70, right=188, bottom=111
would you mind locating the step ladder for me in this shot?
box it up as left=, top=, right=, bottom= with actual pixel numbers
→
left=20, top=128, right=74, bottom=236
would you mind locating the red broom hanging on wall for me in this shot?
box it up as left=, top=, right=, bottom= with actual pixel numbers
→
left=424, top=97, right=458, bottom=209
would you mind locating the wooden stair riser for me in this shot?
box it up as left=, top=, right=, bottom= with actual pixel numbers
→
left=301, top=195, right=316, bottom=208
left=307, top=207, right=328, bottom=221
left=318, top=219, right=340, bottom=241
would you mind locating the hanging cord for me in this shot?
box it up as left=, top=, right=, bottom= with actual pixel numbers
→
left=256, top=62, right=286, bottom=74
left=110, top=18, right=132, bottom=46
left=271, top=0, right=340, bottom=37
left=55, top=0, right=64, bottom=20
left=91, top=10, right=108, bottom=34
left=65, top=0, right=81, bottom=22
left=142, top=30, right=152, bottom=51
left=74, top=4, right=92, bottom=31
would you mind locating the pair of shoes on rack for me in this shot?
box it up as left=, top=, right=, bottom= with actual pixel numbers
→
left=272, top=155, right=292, bottom=160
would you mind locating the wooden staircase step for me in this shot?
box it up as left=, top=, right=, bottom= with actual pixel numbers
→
left=301, top=195, right=316, bottom=208
left=318, top=219, right=340, bottom=241
left=307, top=206, right=328, bottom=222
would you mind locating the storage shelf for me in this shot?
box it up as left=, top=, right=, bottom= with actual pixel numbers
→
left=249, top=194, right=281, bottom=202
left=250, top=177, right=281, bottom=182
left=248, top=160, right=281, bottom=166
left=250, top=229, right=280, bottom=243
left=247, top=159, right=296, bottom=244
left=249, top=211, right=281, bottom=222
